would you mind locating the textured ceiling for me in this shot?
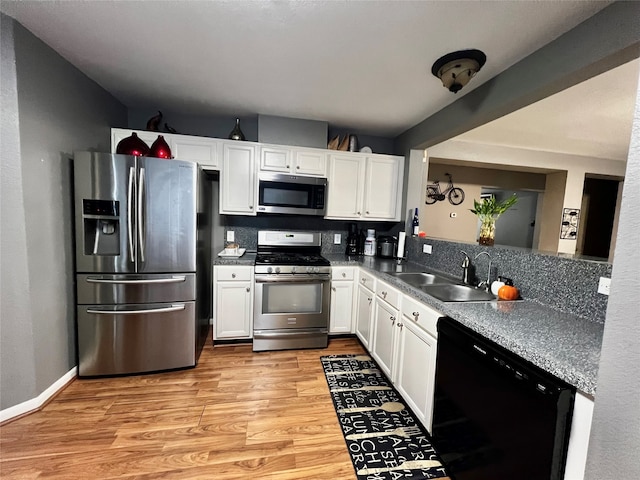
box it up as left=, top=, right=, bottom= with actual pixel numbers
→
left=1, top=0, right=614, bottom=138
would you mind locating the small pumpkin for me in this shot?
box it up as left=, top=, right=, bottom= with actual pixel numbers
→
left=498, top=284, right=519, bottom=301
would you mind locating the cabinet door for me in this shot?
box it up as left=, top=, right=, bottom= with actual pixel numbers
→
left=329, top=280, right=354, bottom=334
left=294, top=149, right=326, bottom=176
left=371, top=298, right=398, bottom=378
left=363, top=156, right=401, bottom=219
left=220, top=142, right=256, bottom=215
left=172, top=135, right=220, bottom=167
left=215, top=281, right=252, bottom=339
left=395, top=317, right=438, bottom=432
left=355, top=284, right=374, bottom=348
left=260, top=146, right=291, bottom=173
left=325, top=154, right=365, bottom=219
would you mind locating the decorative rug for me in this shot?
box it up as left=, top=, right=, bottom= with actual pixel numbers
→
left=321, top=354, right=449, bottom=480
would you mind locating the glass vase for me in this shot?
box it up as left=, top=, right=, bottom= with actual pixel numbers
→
left=478, top=215, right=496, bottom=246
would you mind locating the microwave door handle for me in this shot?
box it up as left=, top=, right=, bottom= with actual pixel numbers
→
left=137, top=167, right=145, bottom=264
left=127, top=166, right=135, bottom=263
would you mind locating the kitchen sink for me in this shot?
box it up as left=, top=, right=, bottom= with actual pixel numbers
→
left=419, top=284, right=497, bottom=302
left=388, top=272, right=456, bottom=287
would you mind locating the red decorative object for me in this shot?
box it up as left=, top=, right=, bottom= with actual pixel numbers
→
left=116, top=132, right=150, bottom=156
left=149, top=135, right=172, bottom=159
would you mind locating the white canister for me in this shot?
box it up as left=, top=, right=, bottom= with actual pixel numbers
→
left=364, top=229, right=376, bottom=256
left=491, top=279, right=506, bottom=296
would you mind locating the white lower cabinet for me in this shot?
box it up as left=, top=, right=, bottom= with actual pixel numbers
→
left=213, top=266, right=253, bottom=340
left=329, top=267, right=355, bottom=334
left=371, top=280, right=401, bottom=379
left=395, top=296, right=440, bottom=432
left=355, top=270, right=376, bottom=348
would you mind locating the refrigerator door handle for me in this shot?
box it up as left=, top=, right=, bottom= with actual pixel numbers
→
left=137, top=167, right=146, bottom=264
left=127, top=166, right=135, bottom=262
left=85, top=275, right=187, bottom=284
left=86, top=304, right=186, bottom=315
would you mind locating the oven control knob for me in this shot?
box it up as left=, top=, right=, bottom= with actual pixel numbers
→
left=275, top=267, right=281, bottom=274
left=306, top=266, right=312, bottom=273
left=267, top=267, right=273, bottom=274
left=290, top=266, right=295, bottom=274
left=313, top=267, right=320, bottom=273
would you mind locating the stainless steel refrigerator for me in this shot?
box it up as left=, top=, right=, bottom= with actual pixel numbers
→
left=73, top=151, right=210, bottom=376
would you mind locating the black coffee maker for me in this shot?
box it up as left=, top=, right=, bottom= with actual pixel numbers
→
left=345, top=223, right=359, bottom=255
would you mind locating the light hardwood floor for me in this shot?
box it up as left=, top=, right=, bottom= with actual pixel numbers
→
left=0, top=337, right=367, bottom=479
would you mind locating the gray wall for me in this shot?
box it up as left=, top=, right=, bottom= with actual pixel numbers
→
left=584, top=69, right=640, bottom=480
left=0, top=15, right=126, bottom=410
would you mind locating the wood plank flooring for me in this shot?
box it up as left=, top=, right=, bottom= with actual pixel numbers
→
left=0, top=337, right=367, bottom=479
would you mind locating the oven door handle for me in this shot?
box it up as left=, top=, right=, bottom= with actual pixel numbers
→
left=255, top=275, right=330, bottom=283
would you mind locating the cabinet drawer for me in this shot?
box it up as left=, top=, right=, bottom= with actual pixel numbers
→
left=215, top=266, right=252, bottom=281
left=402, top=295, right=441, bottom=337
left=376, top=281, right=401, bottom=310
left=332, top=267, right=355, bottom=281
left=357, top=269, right=376, bottom=292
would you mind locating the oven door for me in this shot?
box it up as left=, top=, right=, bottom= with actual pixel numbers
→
left=254, top=274, right=330, bottom=330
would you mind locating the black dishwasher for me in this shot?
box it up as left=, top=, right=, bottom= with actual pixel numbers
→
left=432, top=318, right=575, bottom=480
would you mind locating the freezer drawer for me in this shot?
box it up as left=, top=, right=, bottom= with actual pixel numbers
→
left=77, top=273, right=196, bottom=305
left=77, top=301, right=196, bottom=376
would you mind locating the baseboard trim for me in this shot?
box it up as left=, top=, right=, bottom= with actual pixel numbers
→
left=0, top=366, right=77, bottom=425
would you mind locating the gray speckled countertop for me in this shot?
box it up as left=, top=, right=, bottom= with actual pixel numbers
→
left=324, top=254, right=603, bottom=396
left=213, top=252, right=256, bottom=266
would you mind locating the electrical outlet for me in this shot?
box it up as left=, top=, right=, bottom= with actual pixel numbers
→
left=226, top=230, right=235, bottom=242
left=423, top=244, right=432, bottom=254
left=597, top=277, right=611, bottom=296
left=334, top=234, right=341, bottom=244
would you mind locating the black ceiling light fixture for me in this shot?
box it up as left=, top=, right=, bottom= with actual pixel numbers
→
left=431, top=49, right=487, bottom=93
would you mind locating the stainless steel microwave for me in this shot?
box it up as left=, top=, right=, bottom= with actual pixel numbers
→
left=257, top=172, right=327, bottom=216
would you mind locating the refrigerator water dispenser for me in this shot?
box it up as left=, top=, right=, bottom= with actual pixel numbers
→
left=82, top=199, right=120, bottom=255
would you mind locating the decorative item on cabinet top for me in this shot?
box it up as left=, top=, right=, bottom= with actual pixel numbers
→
left=327, top=134, right=360, bottom=152
left=115, top=132, right=150, bottom=156
left=146, top=110, right=163, bottom=131
left=228, top=118, right=246, bottom=141
left=116, top=132, right=173, bottom=159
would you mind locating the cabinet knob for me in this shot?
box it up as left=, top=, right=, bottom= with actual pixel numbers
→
left=246, top=287, right=250, bottom=292
left=366, top=211, right=370, bottom=215
left=286, top=165, right=290, bottom=168
left=231, top=273, right=236, bottom=278
left=249, top=206, right=253, bottom=210
left=390, top=316, right=396, bottom=324
left=367, top=297, right=372, bottom=304
left=397, top=322, right=404, bottom=329
left=413, top=311, right=420, bottom=320
left=357, top=211, right=361, bottom=215
left=381, top=291, right=387, bottom=298
left=361, top=278, right=366, bottom=284
left=341, top=272, right=346, bottom=278
left=332, top=286, right=336, bottom=292
left=296, top=165, right=300, bottom=169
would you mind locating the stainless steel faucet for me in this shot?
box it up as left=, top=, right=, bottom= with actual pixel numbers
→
left=474, top=251, right=493, bottom=291
left=460, top=250, right=474, bottom=285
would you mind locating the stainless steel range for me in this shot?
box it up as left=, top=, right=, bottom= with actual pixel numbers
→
left=253, top=230, right=331, bottom=352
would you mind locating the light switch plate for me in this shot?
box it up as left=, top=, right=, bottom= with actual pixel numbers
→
left=597, top=277, right=611, bottom=295
left=226, top=230, right=235, bottom=242
left=334, top=234, right=341, bottom=244
left=423, top=244, right=432, bottom=254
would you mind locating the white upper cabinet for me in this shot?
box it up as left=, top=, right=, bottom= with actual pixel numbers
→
left=171, top=134, right=220, bottom=168
left=325, top=154, right=366, bottom=219
left=325, top=152, right=403, bottom=221
left=259, top=144, right=326, bottom=176
left=219, top=142, right=257, bottom=215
